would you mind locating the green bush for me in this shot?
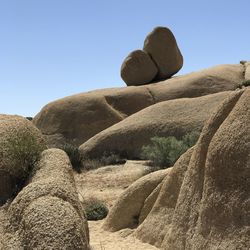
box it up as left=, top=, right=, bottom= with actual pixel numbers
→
left=60, top=143, right=82, bottom=173
left=84, top=198, right=109, bottom=221
left=6, top=129, right=46, bottom=179
left=182, top=131, right=200, bottom=148
left=141, top=132, right=199, bottom=168
left=242, top=79, right=250, bottom=87
left=237, top=79, right=250, bottom=89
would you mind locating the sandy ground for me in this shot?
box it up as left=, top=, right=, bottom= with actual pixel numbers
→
left=74, top=160, right=152, bottom=208
left=74, top=160, right=159, bottom=250
left=89, top=220, right=158, bottom=250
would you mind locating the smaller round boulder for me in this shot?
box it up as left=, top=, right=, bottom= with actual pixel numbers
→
left=121, top=50, right=158, bottom=86
left=143, top=26, right=183, bottom=80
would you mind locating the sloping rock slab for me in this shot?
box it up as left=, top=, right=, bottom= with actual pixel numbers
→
left=79, top=91, right=232, bottom=159
left=34, top=64, right=243, bottom=146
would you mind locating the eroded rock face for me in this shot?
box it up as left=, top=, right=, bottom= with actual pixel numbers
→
left=33, top=64, right=243, bottom=147
left=4, top=149, right=90, bottom=250
left=143, top=26, right=183, bottom=80
left=244, top=61, right=250, bottom=79
left=79, top=91, right=232, bottom=159
left=0, top=114, right=46, bottom=205
left=103, top=89, right=250, bottom=250
left=121, top=50, right=158, bottom=86
left=162, top=89, right=250, bottom=250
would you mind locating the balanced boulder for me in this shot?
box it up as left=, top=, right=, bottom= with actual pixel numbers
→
left=121, top=50, right=158, bottom=86
left=143, top=26, right=183, bottom=80
left=0, top=114, right=46, bottom=205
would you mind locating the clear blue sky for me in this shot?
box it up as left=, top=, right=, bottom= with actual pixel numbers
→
left=1, top=0, right=249, bottom=117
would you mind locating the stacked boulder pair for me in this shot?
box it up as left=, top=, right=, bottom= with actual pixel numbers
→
left=121, top=26, right=183, bottom=86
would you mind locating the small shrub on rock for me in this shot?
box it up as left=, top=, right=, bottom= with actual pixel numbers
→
left=237, top=79, right=250, bottom=89
left=6, top=129, right=46, bottom=179
left=84, top=198, right=109, bottom=221
left=141, top=132, right=199, bottom=168
left=242, top=79, right=250, bottom=87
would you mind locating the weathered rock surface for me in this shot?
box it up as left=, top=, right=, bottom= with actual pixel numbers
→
left=79, top=91, right=232, bottom=159
left=3, top=149, right=90, bottom=250
left=244, top=61, right=250, bottom=79
left=121, top=50, right=158, bottom=86
left=102, top=168, right=169, bottom=232
left=34, top=64, right=244, bottom=147
left=33, top=87, right=153, bottom=147
left=103, top=89, right=250, bottom=250
left=143, top=26, right=183, bottom=80
left=0, top=114, right=46, bottom=205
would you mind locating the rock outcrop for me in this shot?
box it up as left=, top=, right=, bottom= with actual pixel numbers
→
left=102, top=168, right=169, bottom=232
left=143, top=26, right=183, bottom=80
left=3, top=149, right=90, bottom=249
left=34, top=64, right=243, bottom=147
left=0, top=114, right=46, bottom=205
left=103, top=89, right=250, bottom=250
left=121, top=50, right=158, bottom=86
left=79, top=91, right=232, bottom=159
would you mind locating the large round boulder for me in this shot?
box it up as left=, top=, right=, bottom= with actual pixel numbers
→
left=121, top=50, right=158, bottom=86
left=0, top=114, right=46, bottom=205
left=143, top=26, right=183, bottom=80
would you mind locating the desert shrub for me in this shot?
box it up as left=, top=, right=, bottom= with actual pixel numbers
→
left=60, top=145, right=125, bottom=172
left=3, top=129, right=46, bottom=200
left=237, top=79, right=250, bottom=89
left=84, top=198, right=109, bottom=221
left=6, top=129, right=46, bottom=179
left=242, top=79, right=250, bottom=87
left=60, top=143, right=82, bottom=173
left=81, top=152, right=126, bottom=171
left=81, top=158, right=102, bottom=171
left=141, top=132, right=199, bottom=168
left=100, top=152, right=126, bottom=166
left=182, top=131, right=200, bottom=148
